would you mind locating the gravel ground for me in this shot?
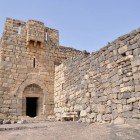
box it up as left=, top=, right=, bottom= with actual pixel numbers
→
left=0, top=121, right=139, bottom=140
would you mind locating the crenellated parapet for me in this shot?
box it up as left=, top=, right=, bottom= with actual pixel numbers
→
left=1, top=18, right=60, bottom=47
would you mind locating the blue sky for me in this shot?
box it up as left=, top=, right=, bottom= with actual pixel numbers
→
left=0, top=0, right=140, bottom=52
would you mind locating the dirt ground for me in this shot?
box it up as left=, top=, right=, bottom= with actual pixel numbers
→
left=0, top=121, right=139, bottom=140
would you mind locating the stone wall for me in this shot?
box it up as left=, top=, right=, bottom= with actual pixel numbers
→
left=0, top=18, right=84, bottom=120
left=54, top=28, right=140, bottom=124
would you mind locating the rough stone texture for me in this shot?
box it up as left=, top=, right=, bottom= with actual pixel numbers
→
left=114, top=117, right=125, bottom=125
left=0, top=18, right=84, bottom=121
left=0, top=18, right=140, bottom=124
left=54, top=27, right=140, bottom=123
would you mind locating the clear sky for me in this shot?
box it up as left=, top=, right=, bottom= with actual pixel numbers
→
left=0, top=0, right=140, bottom=52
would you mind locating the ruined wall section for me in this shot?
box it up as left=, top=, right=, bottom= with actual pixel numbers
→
left=0, top=18, right=83, bottom=120
left=46, top=27, right=59, bottom=46
left=54, top=28, right=140, bottom=123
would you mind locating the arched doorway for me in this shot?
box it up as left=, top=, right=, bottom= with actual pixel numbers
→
left=22, top=84, right=43, bottom=117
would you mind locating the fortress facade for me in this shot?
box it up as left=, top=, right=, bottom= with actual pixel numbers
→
left=0, top=18, right=140, bottom=124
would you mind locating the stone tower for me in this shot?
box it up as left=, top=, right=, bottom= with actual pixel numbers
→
left=0, top=18, right=83, bottom=120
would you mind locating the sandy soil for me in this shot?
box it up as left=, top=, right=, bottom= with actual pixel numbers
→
left=0, top=121, right=139, bottom=140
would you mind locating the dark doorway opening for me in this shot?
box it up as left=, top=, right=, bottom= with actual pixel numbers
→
left=26, top=97, right=38, bottom=117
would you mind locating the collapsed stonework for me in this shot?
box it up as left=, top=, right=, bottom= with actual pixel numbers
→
left=0, top=18, right=140, bottom=124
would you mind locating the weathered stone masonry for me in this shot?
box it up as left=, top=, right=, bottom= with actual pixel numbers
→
left=0, top=18, right=139, bottom=123
left=0, top=18, right=83, bottom=120
left=54, top=28, right=140, bottom=123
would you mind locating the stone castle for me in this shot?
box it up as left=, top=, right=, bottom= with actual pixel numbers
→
left=0, top=18, right=140, bottom=124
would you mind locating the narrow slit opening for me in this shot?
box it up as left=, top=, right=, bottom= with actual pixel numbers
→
left=33, top=58, right=36, bottom=68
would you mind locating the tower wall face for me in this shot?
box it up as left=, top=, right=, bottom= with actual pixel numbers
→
left=0, top=18, right=83, bottom=120
left=54, top=29, right=140, bottom=123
